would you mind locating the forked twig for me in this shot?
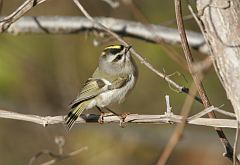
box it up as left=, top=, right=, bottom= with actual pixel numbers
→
left=0, top=0, right=48, bottom=32
left=28, top=136, right=87, bottom=165
left=157, top=82, right=198, bottom=164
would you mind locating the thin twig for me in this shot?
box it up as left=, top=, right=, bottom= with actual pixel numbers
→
left=122, top=0, right=188, bottom=70
left=187, top=5, right=225, bottom=88
left=122, top=0, right=149, bottom=23
left=28, top=136, right=87, bottom=165
left=165, top=95, right=172, bottom=115
left=157, top=82, right=198, bottom=165
left=161, top=14, right=193, bottom=26
left=188, top=107, right=236, bottom=121
left=0, top=0, right=48, bottom=32
left=174, top=0, right=235, bottom=162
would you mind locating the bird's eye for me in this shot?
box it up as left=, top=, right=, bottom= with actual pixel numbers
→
left=116, top=55, right=122, bottom=60
left=113, top=54, right=122, bottom=62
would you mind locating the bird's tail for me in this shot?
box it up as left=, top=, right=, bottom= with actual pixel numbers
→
left=64, top=101, right=90, bottom=131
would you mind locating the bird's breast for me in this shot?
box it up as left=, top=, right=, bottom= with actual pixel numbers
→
left=96, top=74, right=136, bottom=107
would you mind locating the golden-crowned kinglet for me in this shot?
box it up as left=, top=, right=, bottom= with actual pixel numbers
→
left=65, top=45, right=138, bottom=130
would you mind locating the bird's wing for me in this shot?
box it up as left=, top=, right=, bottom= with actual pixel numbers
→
left=69, top=78, right=109, bottom=108
left=108, top=76, right=130, bottom=90
left=69, top=76, right=130, bottom=109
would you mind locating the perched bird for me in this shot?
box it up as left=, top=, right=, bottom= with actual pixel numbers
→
left=65, top=45, right=138, bottom=130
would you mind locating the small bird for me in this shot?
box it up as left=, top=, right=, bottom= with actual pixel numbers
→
left=65, top=44, right=138, bottom=130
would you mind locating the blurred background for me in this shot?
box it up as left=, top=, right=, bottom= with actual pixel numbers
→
left=0, top=0, right=236, bottom=164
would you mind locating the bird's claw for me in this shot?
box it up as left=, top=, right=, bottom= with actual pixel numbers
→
left=119, top=112, right=129, bottom=128
left=98, top=112, right=105, bottom=124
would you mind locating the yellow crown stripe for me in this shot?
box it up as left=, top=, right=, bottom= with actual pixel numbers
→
left=104, top=45, right=122, bottom=50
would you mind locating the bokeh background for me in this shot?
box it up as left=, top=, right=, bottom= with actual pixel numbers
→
left=0, top=0, right=236, bottom=164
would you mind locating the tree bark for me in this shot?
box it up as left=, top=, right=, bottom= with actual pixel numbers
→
left=196, top=0, right=240, bottom=120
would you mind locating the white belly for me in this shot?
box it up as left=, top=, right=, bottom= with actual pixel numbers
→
left=95, top=74, right=135, bottom=108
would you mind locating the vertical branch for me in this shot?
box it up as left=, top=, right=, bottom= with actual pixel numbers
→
left=157, top=82, right=198, bottom=165
left=165, top=95, right=172, bottom=114
left=174, top=0, right=234, bottom=162
left=195, top=0, right=240, bottom=163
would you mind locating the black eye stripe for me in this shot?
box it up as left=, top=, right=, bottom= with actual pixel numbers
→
left=110, top=49, right=122, bottom=54
left=104, top=48, right=122, bottom=55
left=112, top=54, right=123, bottom=62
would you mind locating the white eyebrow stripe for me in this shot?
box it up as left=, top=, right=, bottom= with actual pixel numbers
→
left=111, top=52, right=124, bottom=62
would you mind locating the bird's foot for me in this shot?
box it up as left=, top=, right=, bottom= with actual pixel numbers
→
left=119, top=112, right=129, bottom=128
left=98, top=112, right=105, bottom=124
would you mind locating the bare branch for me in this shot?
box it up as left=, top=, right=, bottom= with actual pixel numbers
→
left=1, top=16, right=208, bottom=54
left=121, top=1, right=189, bottom=70
left=158, top=82, right=198, bottom=165
left=0, top=0, right=48, bottom=31
left=0, top=108, right=238, bottom=129
left=28, top=136, right=88, bottom=165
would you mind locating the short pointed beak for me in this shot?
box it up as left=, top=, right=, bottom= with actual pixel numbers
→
left=126, top=45, right=132, bottom=53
